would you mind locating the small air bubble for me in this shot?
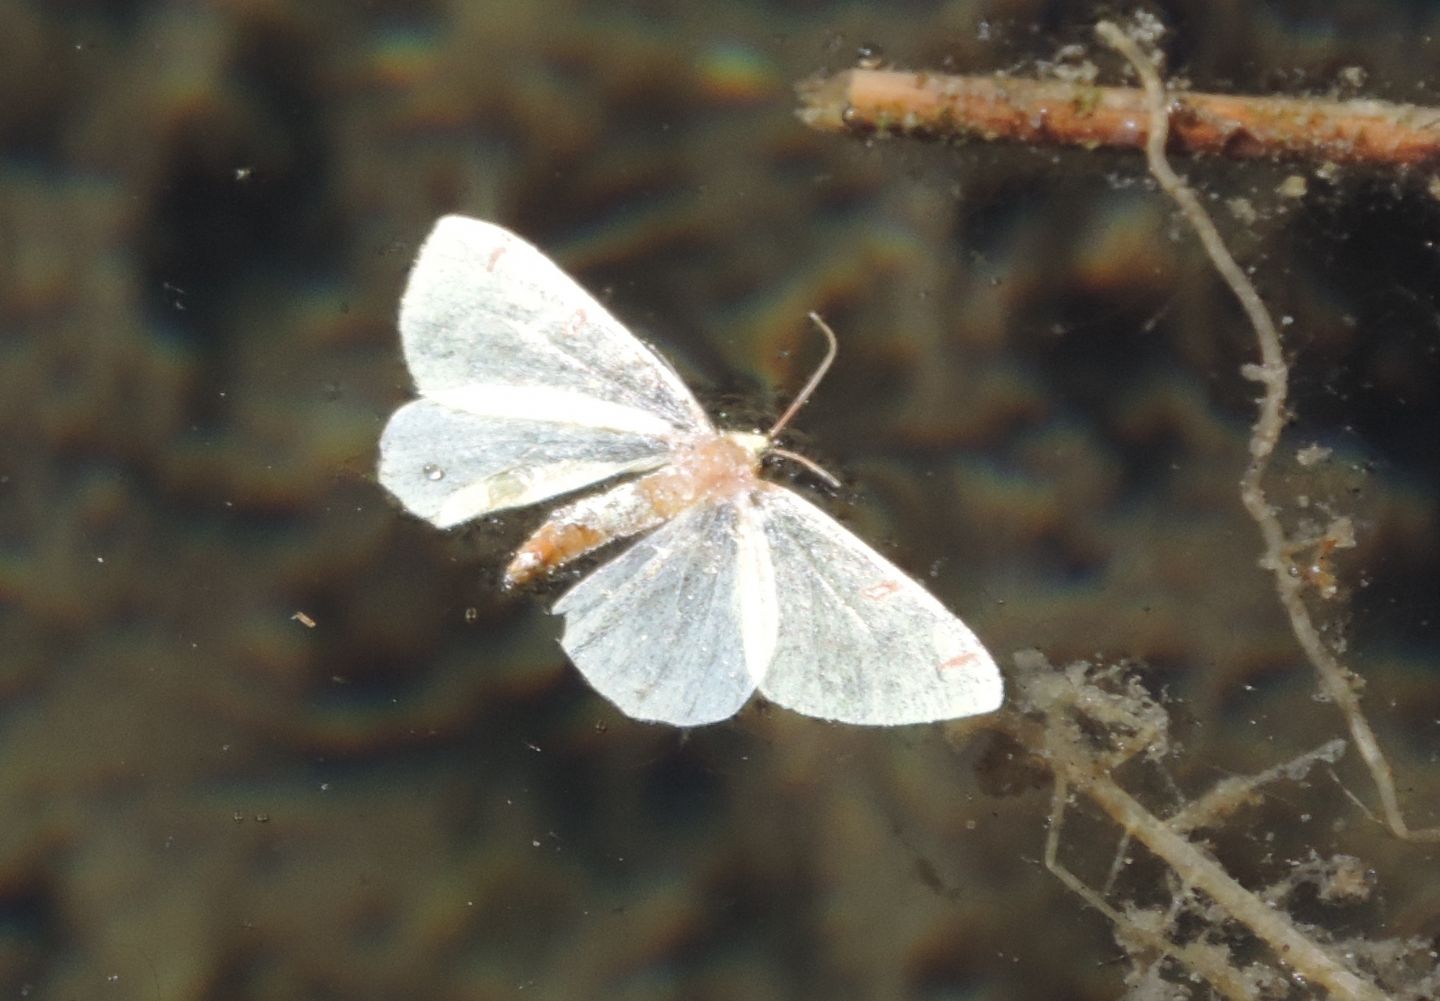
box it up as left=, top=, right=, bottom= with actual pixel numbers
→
left=424, top=464, right=445, bottom=481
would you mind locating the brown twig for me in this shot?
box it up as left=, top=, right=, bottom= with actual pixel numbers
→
left=1003, top=655, right=1391, bottom=1001
left=1094, top=19, right=1440, bottom=844
left=798, top=66, right=1440, bottom=168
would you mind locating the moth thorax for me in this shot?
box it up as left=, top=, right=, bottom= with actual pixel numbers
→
left=724, top=430, right=768, bottom=458
left=639, top=433, right=764, bottom=517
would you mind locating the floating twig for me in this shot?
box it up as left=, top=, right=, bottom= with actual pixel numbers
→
left=1007, top=654, right=1391, bottom=1001
left=798, top=64, right=1440, bottom=168
left=1095, top=18, right=1440, bottom=844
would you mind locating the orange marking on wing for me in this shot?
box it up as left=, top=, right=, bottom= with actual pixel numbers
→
left=486, top=245, right=507, bottom=272
left=939, top=651, right=979, bottom=673
left=862, top=580, right=901, bottom=600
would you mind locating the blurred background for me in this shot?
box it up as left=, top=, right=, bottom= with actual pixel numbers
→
left=1, top=1, right=1438, bottom=998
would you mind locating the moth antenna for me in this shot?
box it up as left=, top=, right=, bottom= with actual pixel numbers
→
left=767, top=311, right=838, bottom=439
left=768, top=447, right=842, bottom=488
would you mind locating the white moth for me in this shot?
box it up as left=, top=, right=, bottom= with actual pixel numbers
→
left=377, top=215, right=1003, bottom=726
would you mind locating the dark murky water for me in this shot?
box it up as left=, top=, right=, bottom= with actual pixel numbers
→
left=3, top=2, right=1438, bottom=998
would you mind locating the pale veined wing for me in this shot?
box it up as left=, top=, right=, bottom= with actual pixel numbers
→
left=752, top=486, right=1003, bottom=725
left=552, top=483, right=1001, bottom=727
left=378, top=215, right=712, bottom=526
left=552, top=499, right=778, bottom=726
left=378, top=404, right=680, bottom=528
